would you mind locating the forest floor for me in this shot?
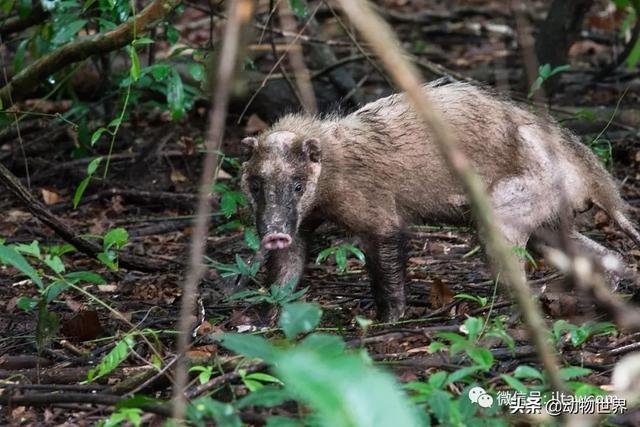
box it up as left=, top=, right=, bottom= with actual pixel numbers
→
left=2, top=0, right=640, bottom=425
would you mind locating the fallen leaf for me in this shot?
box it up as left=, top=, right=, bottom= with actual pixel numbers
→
left=170, top=169, right=188, bottom=183
left=430, top=277, right=454, bottom=309
left=61, top=310, right=104, bottom=341
left=41, top=189, right=61, bottom=205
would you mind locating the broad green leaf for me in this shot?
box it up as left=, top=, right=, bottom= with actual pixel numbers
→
left=298, top=334, right=346, bottom=358
left=466, top=347, right=493, bottom=369
left=16, top=296, right=38, bottom=311
left=279, top=303, right=322, bottom=339
left=104, top=228, right=128, bottom=249
left=500, top=374, right=528, bottom=394
left=463, top=317, right=483, bottom=341
left=513, top=365, right=544, bottom=381
left=188, top=63, right=205, bottom=82
left=87, top=156, right=103, bottom=175
left=236, top=385, right=290, bottom=408
left=273, top=347, right=421, bottom=427
left=217, top=333, right=279, bottom=363
left=559, top=366, right=591, bottom=380
left=44, top=280, right=69, bottom=303
left=44, top=254, right=65, bottom=274
left=166, top=24, right=180, bottom=45
left=52, top=19, right=87, bottom=44
left=0, top=244, right=43, bottom=287
left=427, top=389, right=452, bottom=424
left=445, top=366, right=483, bottom=385
left=428, top=371, right=447, bottom=389
left=149, top=64, right=171, bottom=80
left=266, top=416, right=303, bottom=427
left=335, top=247, right=347, bottom=272
left=14, top=240, right=41, bottom=258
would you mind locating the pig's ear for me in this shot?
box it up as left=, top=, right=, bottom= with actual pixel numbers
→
left=241, top=137, right=258, bottom=153
left=302, top=138, right=321, bottom=163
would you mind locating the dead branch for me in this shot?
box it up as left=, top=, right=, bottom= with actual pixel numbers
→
left=171, top=0, right=254, bottom=422
left=0, top=4, right=49, bottom=39
left=0, top=0, right=182, bottom=107
left=334, top=0, right=566, bottom=393
left=0, top=161, right=179, bottom=272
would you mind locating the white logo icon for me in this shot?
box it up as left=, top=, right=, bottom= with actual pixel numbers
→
left=469, top=386, right=494, bottom=408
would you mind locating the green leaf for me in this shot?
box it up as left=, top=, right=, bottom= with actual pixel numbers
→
left=188, top=63, right=205, bottom=82
left=149, top=64, right=171, bottom=80
left=335, top=247, right=347, bottom=272
left=14, top=240, right=41, bottom=258
left=129, top=47, right=141, bottom=81
left=97, top=251, right=118, bottom=270
left=445, top=366, right=483, bottom=385
left=63, top=271, right=105, bottom=284
left=13, top=38, right=28, bottom=73
left=298, top=334, right=346, bottom=357
left=43, top=254, right=65, bottom=274
left=217, top=333, right=279, bottom=362
left=428, top=371, right=448, bottom=389
left=73, top=176, right=91, bottom=209
left=0, top=244, right=43, bottom=287
left=187, top=397, right=241, bottom=427
left=167, top=69, right=185, bottom=120
left=500, top=374, right=528, bottom=394
left=87, top=156, right=103, bottom=175
left=132, top=37, right=154, bottom=45
left=16, top=296, right=38, bottom=311
left=166, top=24, right=180, bottom=44
left=463, top=317, right=483, bottom=341
left=87, top=334, right=136, bottom=382
left=44, top=280, right=69, bottom=303
left=273, top=347, right=421, bottom=427
left=236, top=385, right=290, bottom=408
left=288, top=0, right=307, bottom=17
left=265, top=416, right=303, bottom=427
left=570, top=327, right=589, bottom=347
left=427, top=389, right=452, bottom=424
left=279, top=303, right=322, bottom=339
left=91, top=128, right=109, bottom=146
left=513, top=365, right=544, bottom=381
left=36, top=302, right=59, bottom=352
left=52, top=19, right=87, bottom=44
left=466, top=347, right=494, bottom=369
left=104, top=228, right=129, bottom=250
left=244, top=228, right=260, bottom=251
left=559, top=366, right=591, bottom=380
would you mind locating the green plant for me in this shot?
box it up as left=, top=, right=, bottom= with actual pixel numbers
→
left=200, top=302, right=423, bottom=427
left=453, top=293, right=488, bottom=307
left=94, top=227, right=130, bottom=271
left=226, top=278, right=308, bottom=306
left=552, top=319, right=617, bottom=348
left=511, top=246, right=537, bottom=268
left=206, top=254, right=261, bottom=280
left=528, top=63, right=571, bottom=98
left=315, top=243, right=365, bottom=273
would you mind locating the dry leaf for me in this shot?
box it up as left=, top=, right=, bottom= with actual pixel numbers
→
left=97, top=284, right=118, bottom=293
left=245, top=114, right=268, bottom=134
left=61, top=310, right=104, bottom=341
left=170, top=169, right=188, bottom=183
left=430, top=277, right=454, bottom=309
left=41, top=189, right=60, bottom=205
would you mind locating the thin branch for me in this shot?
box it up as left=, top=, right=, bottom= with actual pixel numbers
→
left=0, top=0, right=182, bottom=107
left=0, top=161, right=178, bottom=272
left=333, top=0, right=566, bottom=393
left=171, top=0, right=254, bottom=422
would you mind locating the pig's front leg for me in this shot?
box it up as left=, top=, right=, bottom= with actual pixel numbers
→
left=265, top=234, right=309, bottom=288
left=362, top=232, right=407, bottom=321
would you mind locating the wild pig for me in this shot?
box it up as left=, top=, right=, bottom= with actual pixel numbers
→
left=240, top=81, right=640, bottom=321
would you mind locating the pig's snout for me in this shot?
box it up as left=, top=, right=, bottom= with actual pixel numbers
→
left=262, top=233, right=292, bottom=250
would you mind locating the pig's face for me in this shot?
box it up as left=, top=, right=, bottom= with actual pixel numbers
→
left=240, top=131, right=321, bottom=250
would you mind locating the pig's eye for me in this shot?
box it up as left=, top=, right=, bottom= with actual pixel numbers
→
left=293, top=181, right=303, bottom=193
left=249, top=177, right=261, bottom=193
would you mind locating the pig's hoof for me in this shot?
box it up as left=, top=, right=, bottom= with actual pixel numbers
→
left=377, top=305, right=405, bottom=323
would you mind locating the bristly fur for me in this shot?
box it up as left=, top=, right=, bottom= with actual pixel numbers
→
left=241, top=81, right=640, bottom=321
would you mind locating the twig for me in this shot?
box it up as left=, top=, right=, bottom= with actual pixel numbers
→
left=334, top=0, right=566, bottom=394
left=278, top=0, right=318, bottom=114
left=171, top=0, right=253, bottom=422
left=0, top=0, right=182, bottom=106
left=0, top=4, right=49, bottom=38
left=0, top=161, right=178, bottom=272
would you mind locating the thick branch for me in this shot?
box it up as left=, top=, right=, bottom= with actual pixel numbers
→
left=0, top=0, right=181, bottom=106
left=0, top=161, right=178, bottom=272
left=334, top=0, right=566, bottom=393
